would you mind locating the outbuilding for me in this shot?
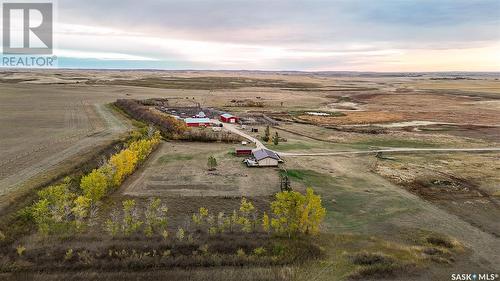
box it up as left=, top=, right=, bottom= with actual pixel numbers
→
left=235, top=147, right=253, bottom=156
left=244, top=148, right=281, bottom=167
left=184, top=117, right=212, bottom=127
left=220, top=113, right=238, bottom=123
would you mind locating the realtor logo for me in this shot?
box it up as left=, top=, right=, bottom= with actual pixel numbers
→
left=2, top=2, right=53, bottom=54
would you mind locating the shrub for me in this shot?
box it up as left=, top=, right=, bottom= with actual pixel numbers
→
left=176, top=228, right=185, bottom=241
left=263, top=126, right=270, bottom=142
left=207, top=156, right=217, bottom=171
left=72, top=196, right=92, bottom=231
left=262, top=213, right=270, bottom=233
left=64, top=249, right=74, bottom=261
left=253, top=247, right=266, bottom=256
left=143, top=198, right=168, bottom=237
left=122, top=200, right=143, bottom=236
left=199, top=244, right=209, bottom=255
left=105, top=210, right=121, bottom=237
left=162, top=230, right=169, bottom=240
left=350, top=252, right=395, bottom=266
left=237, top=248, right=246, bottom=257
left=426, top=236, right=454, bottom=249
left=208, top=227, right=217, bottom=236
left=16, top=245, right=26, bottom=256
left=272, top=244, right=285, bottom=256
left=273, top=132, right=279, bottom=145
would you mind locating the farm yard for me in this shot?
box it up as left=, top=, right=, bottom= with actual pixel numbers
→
left=0, top=70, right=499, bottom=280
left=122, top=142, right=279, bottom=197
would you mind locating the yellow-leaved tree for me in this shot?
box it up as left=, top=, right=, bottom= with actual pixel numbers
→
left=80, top=168, right=108, bottom=202
left=72, top=196, right=92, bottom=231
left=109, top=149, right=138, bottom=186
left=299, top=188, right=326, bottom=235
left=270, top=188, right=326, bottom=237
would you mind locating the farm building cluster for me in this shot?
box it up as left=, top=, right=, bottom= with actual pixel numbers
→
left=150, top=99, right=284, bottom=168
left=158, top=106, right=239, bottom=128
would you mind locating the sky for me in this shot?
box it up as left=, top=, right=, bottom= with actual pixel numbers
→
left=3, top=0, right=500, bottom=71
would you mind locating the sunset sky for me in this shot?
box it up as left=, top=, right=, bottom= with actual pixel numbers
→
left=5, top=0, right=500, bottom=71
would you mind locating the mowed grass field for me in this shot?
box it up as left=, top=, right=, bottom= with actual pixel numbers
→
left=121, top=141, right=279, bottom=197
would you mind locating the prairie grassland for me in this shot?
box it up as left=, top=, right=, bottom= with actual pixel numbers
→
left=1, top=70, right=500, bottom=280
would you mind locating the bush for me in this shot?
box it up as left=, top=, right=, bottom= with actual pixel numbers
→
left=207, top=156, right=218, bottom=171
left=348, top=252, right=415, bottom=280
left=350, top=252, right=394, bottom=266
left=16, top=245, right=26, bottom=256
left=143, top=198, right=168, bottom=237
left=253, top=247, right=266, bottom=256
left=426, top=236, right=454, bottom=249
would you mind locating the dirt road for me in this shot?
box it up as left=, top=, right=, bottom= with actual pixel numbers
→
left=224, top=123, right=500, bottom=156
left=219, top=121, right=266, bottom=149
left=279, top=147, right=500, bottom=157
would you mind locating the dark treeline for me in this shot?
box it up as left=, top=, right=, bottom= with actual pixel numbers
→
left=115, top=99, right=241, bottom=143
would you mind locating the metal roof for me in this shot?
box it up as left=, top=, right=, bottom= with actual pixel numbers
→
left=221, top=113, right=235, bottom=118
left=252, top=149, right=280, bottom=161
left=184, top=118, right=211, bottom=123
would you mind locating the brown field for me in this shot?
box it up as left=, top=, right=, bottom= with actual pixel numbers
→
left=374, top=152, right=500, bottom=237
left=297, top=111, right=404, bottom=125
left=1, top=70, right=499, bottom=280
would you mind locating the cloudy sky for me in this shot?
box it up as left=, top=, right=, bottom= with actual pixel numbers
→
left=11, top=0, right=500, bottom=71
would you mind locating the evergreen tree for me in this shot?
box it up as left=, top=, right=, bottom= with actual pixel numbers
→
left=273, top=132, right=279, bottom=145
left=263, top=125, right=271, bottom=142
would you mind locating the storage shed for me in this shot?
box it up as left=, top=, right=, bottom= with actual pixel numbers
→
left=235, top=147, right=253, bottom=156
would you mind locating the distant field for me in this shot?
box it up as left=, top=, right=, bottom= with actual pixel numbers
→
left=95, top=76, right=320, bottom=90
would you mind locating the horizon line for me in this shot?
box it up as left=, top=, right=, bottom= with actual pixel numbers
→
left=1, top=67, right=499, bottom=74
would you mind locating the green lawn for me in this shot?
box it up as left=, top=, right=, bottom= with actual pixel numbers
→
left=282, top=169, right=421, bottom=232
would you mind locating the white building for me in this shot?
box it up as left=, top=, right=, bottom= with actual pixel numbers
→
left=244, top=148, right=281, bottom=167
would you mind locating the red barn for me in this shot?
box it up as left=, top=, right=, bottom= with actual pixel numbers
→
left=184, top=118, right=212, bottom=127
left=220, top=113, right=238, bottom=123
